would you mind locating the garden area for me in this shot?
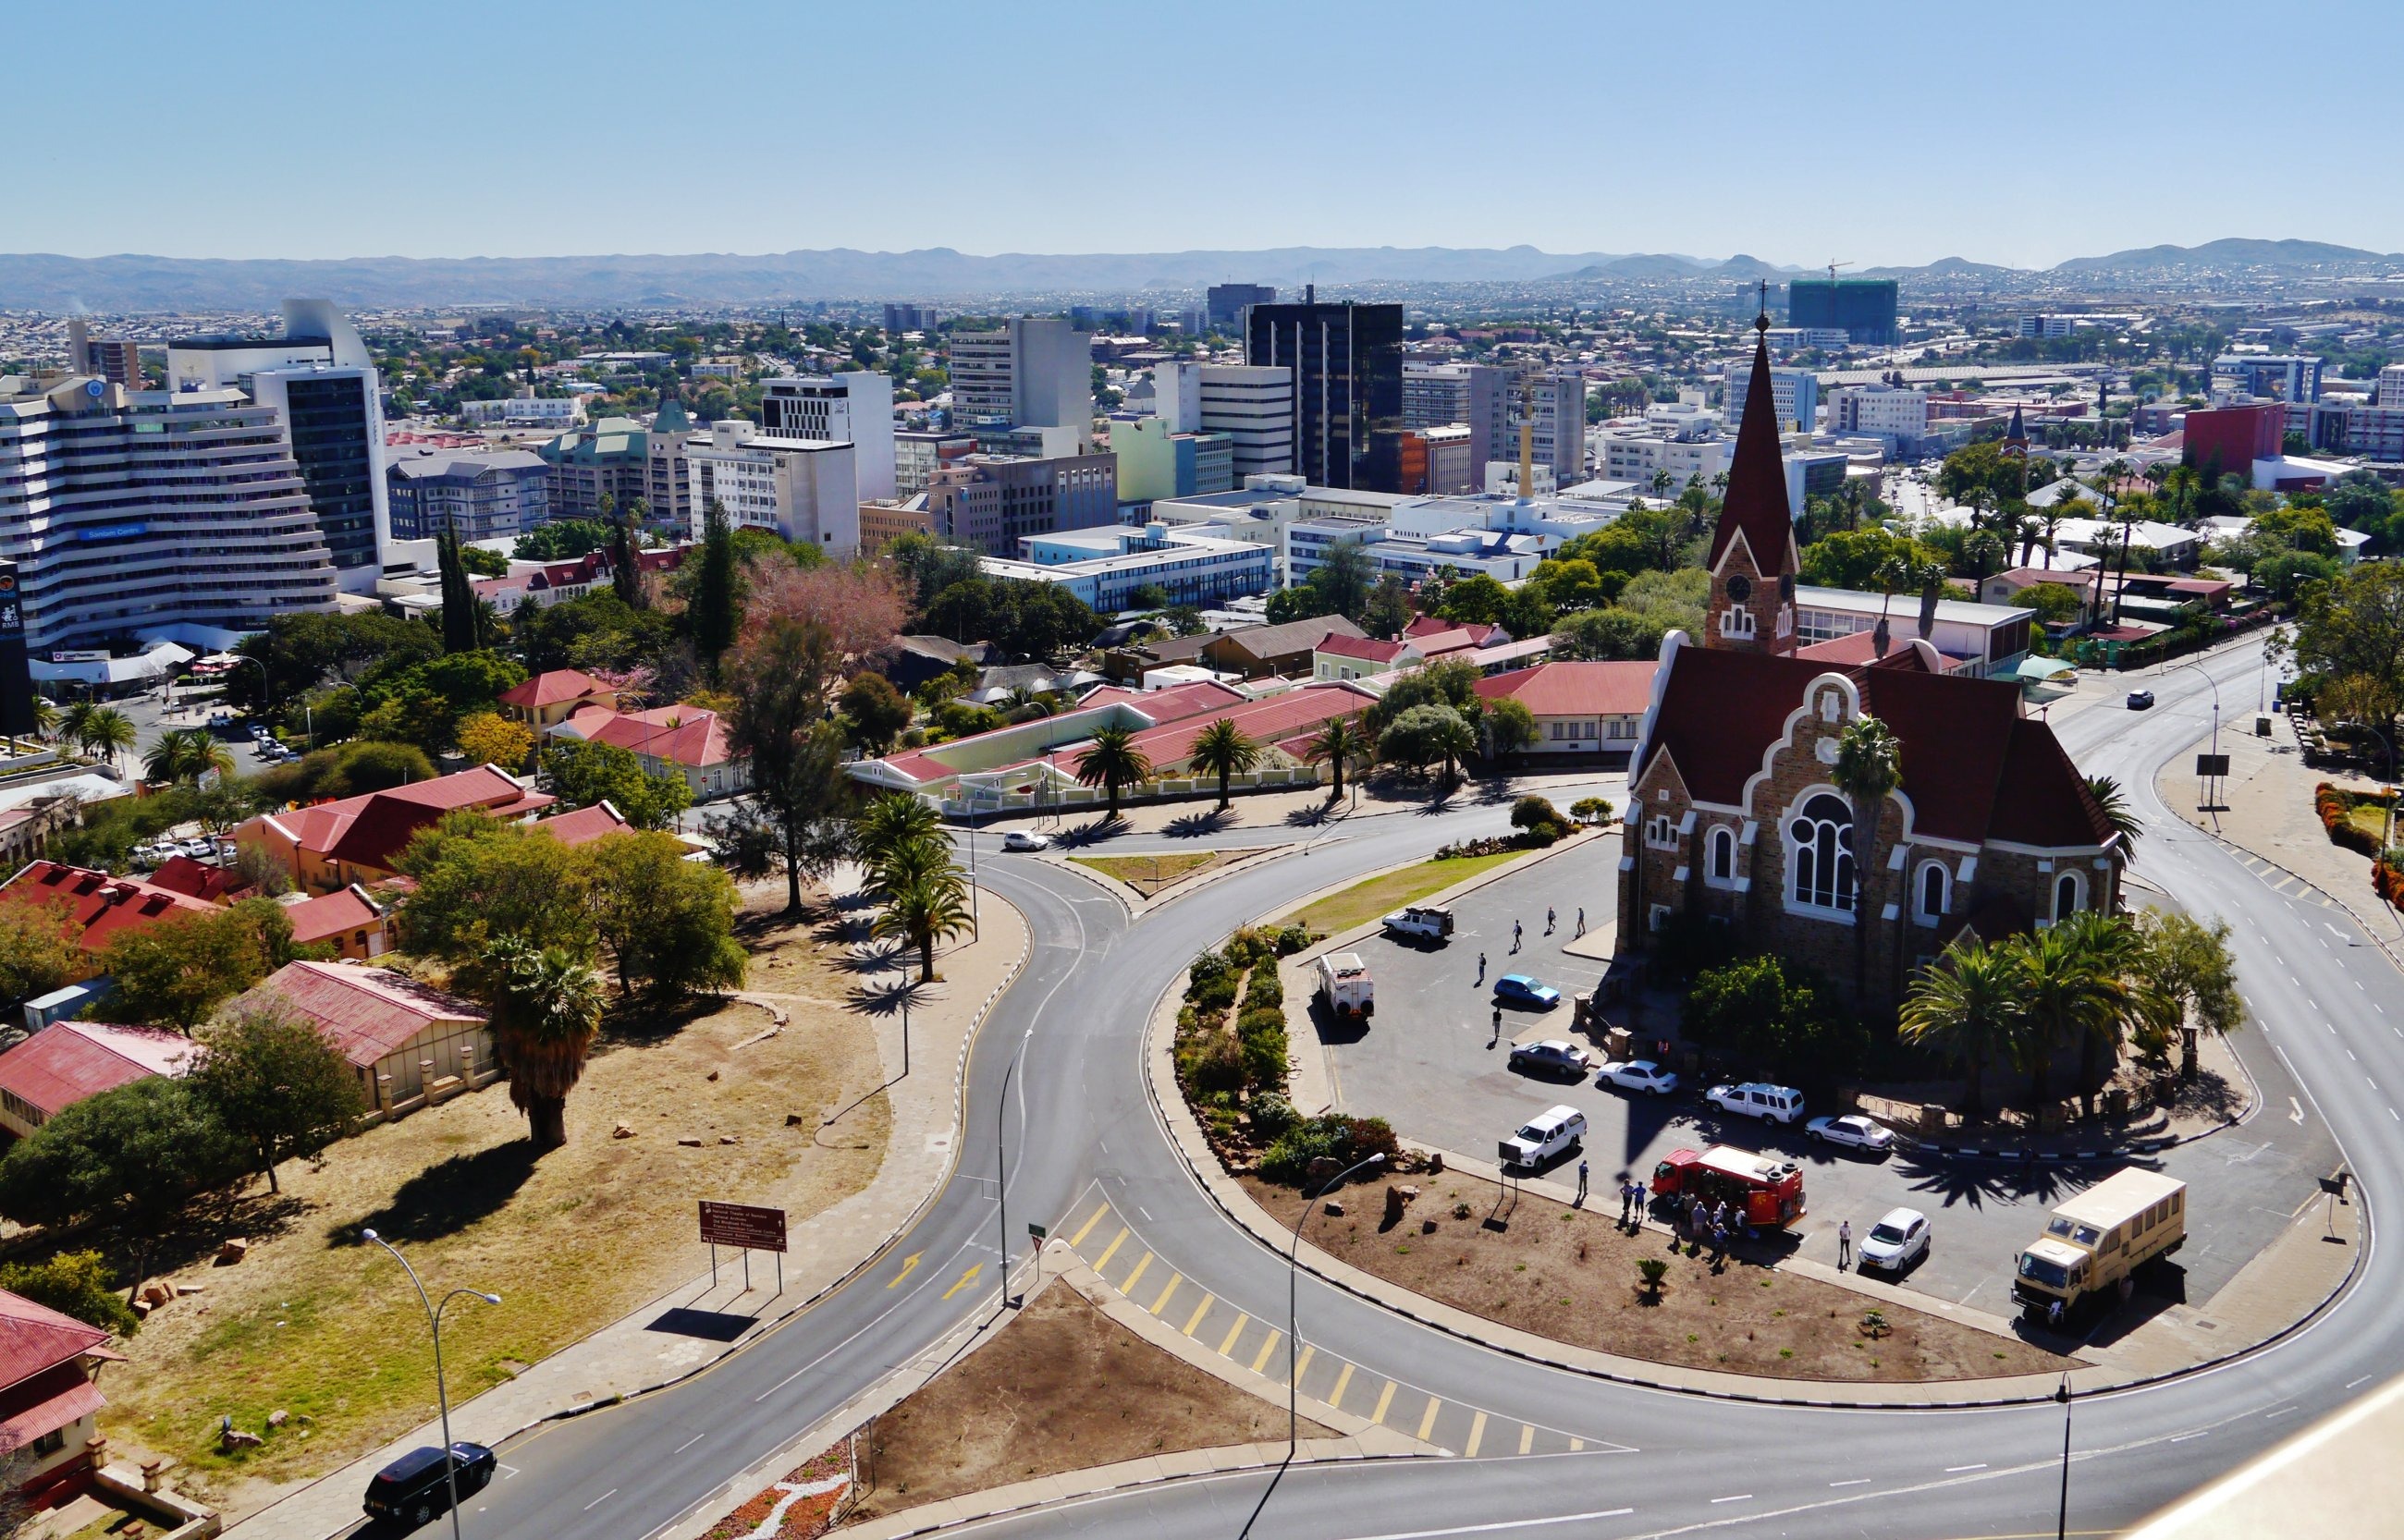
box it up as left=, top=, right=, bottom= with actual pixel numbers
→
left=1067, top=850, right=1236, bottom=898
left=2314, top=783, right=2404, bottom=911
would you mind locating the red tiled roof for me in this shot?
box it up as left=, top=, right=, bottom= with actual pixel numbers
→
left=0, top=1289, right=113, bottom=1393
left=248, top=960, right=484, bottom=1069
left=1476, top=661, right=1658, bottom=717
left=280, top=886, right=384, bottom=947
left=499, top=669, right=607, bottom=709
left=0, top=1361, right=105, bottom=1445
left=540, top=802, right=633, bottom=847
left=1795, top=632, right=1964, bottom=672
left=1708, top=334, right=1800, bottom=576
left=558, top=704, right=736, bottom=769
left=1995, top=567, right=2099, bottom=592
left=1318, top=634, right=1410, bottom=663
left=147, top=854, right=242, bottom=903
left=0, top=1022, right=193, bottom=1120
left=0, top=862, right=221, bottom=957
left=1405, top=614, right=1512, bottom=643
left=257, top=766, right=555, bottom=873
left=1132, top=683, right=1369, bottom=769
left=1121, top=679, right=1250, bottom=722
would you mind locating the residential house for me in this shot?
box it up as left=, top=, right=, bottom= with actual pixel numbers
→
left=0, top=1288, right=125, bottom=1506
left=243, top=959, right=495, bottom=1121
left=144, top=854, right=244, bottom=904
left=277, top=884, right=395, bottom=961
left=0, top=862, right=222, bottom=984
left=1198, top=616, right=1370, bottom=679
left=1474, top=661, right=1659, bottom=762
left=233, top=765, right=556, bottom=895
left=883, top=636, right=994, bottom=695
left=534, top=801, right=636, bottom=848
left=497, top=668, right=619, bottom=729
left=547, top=704, right=750, bottom=801
left=0, top=1021, right=194, bottom=1139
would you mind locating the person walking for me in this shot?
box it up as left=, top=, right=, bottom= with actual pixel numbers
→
left=1512, top=920, right=1523, bottom=952
left=1617, top=1178, right=1634, bottom=1226
left=1576, top=1158, right=1589, bottom=1205
left=1545, top=906, right=1556, bottom=935
left=1574, top=907, right=1585, bottom=937
left=1837, top=1217, right=1854, bottom=1270
left=1477, top=950, right=1487, bottom=984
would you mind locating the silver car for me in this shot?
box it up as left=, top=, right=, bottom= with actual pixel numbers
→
left=1806, top=1114, right=1895, bottom=1154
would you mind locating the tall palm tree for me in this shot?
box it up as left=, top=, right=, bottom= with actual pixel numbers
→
left=57, top=701, right=97, bottom=758
left=871, top=848, right=973, bottom=982
left=1303, top=716, right=1370, bottom=801
left=469, top=936, right=605, bottom=1151
left=2054, top=910, right=2151, bottom=1118
left=854, top=793, right=941, bottom=884
left=82, top=707, right=136, bottom=770
left=2007, top=919, right=2126, bottom=1126
left=143, top=727, right=237, bottom=786
left=2083, top=774, right=2140, bottom=865
left=26, top=698, right=55, bottom=744
left=1427, top=709, right=1478, bottom=788
left=1832, top=713, right=1903, bottom=998
left=1188, top=719, right=1260, bottom=812
left=1073, top=725, right=1151, bottom=819
left=1898, top=938, right=2026, bottom=1122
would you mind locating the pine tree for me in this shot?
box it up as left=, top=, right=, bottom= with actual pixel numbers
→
left=437, top=517, right=479, bottom=653
left=612, top=496, right=646, bottom=609
left=692, top=496, right=738, bottom=678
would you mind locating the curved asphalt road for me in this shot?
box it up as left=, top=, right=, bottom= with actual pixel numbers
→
left=456, top=636, right=2393, bottom=1540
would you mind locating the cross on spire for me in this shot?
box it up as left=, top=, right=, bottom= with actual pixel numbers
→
left=1756, top=279, right=1770, bottom=335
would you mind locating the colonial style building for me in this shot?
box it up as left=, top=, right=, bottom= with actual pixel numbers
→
left=1615, top=319, right=2122, bottom=1001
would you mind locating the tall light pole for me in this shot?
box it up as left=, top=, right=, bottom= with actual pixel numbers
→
left=996, top=1025, right=1033, bottom=1309
left=1287, top=1152, right=1384, bottom=1458
left=362, top=1229, right=500, bottom=1540
left=2054, top=1375, right=2073, bottom=1540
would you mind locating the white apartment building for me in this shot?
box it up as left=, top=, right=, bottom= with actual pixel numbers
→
left=0, top=376, right=338, bottom=651
left=946, top=317, right=1094, bottom=446
left=1155, top=362, right=1295, bottom=480
left=761, top=373, right=897, bottom=499
left=1831, top=385, right=1929, bottom=447
left=1599, top=431, right=1731, bottom=489
left=1723, top=366, right=1817, bottom=434
left=686, top=421, right=860, bottom=558
left=460, top=396, right=586, bottom=428
left=2379, top=364, right=2404, bottom=405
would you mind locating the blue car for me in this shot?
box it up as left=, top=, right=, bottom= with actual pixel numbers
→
left=1492, top=974, right=1562, bottom=1008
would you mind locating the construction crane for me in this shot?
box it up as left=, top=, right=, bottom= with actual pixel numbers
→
left=1827, top=259, right=1853, bottom=287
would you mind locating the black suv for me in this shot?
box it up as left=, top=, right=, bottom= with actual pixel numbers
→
left=364, top=1441, right=497, bottom=1528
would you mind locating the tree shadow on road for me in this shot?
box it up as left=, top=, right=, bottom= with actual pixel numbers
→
left=1163, top=807, right=1237, bottom=838
left=332, top=1143, right=542, bottom=1248
left=847, top=973, right=931, bottom=1018
left=1892, top=1153, right=2087, bottom=1214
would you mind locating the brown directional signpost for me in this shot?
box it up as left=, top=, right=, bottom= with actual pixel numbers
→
left=700, top=1200, right=787, bottom=1297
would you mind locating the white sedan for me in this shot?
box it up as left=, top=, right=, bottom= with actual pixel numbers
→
left=1599, top=1059, right=1680, bottom=1095
left=1858, top=1206, right=1932, bottom=1272
left=1000, top=830, right=1051, bottom=851
left=1806, top=1114, right=1896, bottom=1154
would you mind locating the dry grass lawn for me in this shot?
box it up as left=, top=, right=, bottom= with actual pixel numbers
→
left=76, top=888, right=889, bottom=1508
left=1282, top=850, right=1526, bottom=935
left=1245, top=1175, right=2071, bottom=1383
left=842, top=1282, right=1330, bottom=1525
left=1067, top=850, right=1231, bottom=897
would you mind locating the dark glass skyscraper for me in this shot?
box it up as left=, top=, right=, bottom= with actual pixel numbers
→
left=1245, top=298, right=1404, bottom=491
left=278, top=373, right=381, bottom=574
left=1785, top=279, right=1899, bottom=346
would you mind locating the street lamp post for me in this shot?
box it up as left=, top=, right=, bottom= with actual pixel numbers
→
left=361, top=1228, right=500, bottom=1540
left=1287, top=1152, right=1385, bottom=1458
left=2054, top=1375, right=2073, bottom=1540
left=2166, top=658, right=2223, bottom=802
left=996, top=1025, right=1033, bottom=1309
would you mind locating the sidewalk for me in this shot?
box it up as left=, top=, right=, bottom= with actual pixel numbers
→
left=223, top=878, right=1031, bottom=1540
left=975, top=766, right=1626, bottom=844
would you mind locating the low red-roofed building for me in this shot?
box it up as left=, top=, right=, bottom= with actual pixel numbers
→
left=242, top=960, right=493, bottom=1120
left=1475, top=661, right=1660, bottom=761
left=498, top=668, right=617, bottom=729
left=536, top=801, right=635, bottom=848
left=0, top=862, right=223, bottom=984
left=0, top=1287, right=125, bottom=1504
left=547, top=704, right=750, bottom=801
left=145, top=853, right=245, bottom=905
left=276, top=884, right=393, bottom=961
left=232, top=764, right=556, bottom=896
left=0, top=1021, right=194, bottom=1138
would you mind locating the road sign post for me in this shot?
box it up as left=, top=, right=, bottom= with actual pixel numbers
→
left=700, top=1201, right=789, bottom=1299
left=1027, top=1222, right=1047, bottom=1288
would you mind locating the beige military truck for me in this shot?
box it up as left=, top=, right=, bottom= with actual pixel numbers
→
left=2012, top=1167, right=2186, bottom=1322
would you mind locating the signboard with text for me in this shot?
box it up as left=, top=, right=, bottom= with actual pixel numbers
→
left=2196, top=754, right=2230, bottom=778
left=698, top=1200, right=788, bottom=1253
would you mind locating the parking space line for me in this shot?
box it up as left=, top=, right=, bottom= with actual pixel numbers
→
left=1330, top=1362, right=1355, bottom=1408
left=1092, top=1228, right=1129, bottom=1272
left=1120, top=1252, right=1152, bottom=1295
left=1465, top=1411, right=1488, bottom=1457
left=1517, top=1423, right=1534, bottom=1455
left=1250, top=1330, right=1283, bottom=1375
left=1417, top=1396, right=1442, bottom=1442
left=1181, top=1291, right=1214, bottom=1335
left=1292, top=1343, right=1316, bottom=1387
left=1069, top=1204, right=1109, bottom=1247
left=1217, top=1313, right=1250, bottom=1356
left=1372, top=1379, right=1397, bottom=1424
left=1569, top=1436, right=1584, bottom=1451
left=1149, top=1273, right=1183, bottom=1315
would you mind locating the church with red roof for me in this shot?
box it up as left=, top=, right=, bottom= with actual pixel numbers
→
left=1614, top=315, right=2123, bottom=1001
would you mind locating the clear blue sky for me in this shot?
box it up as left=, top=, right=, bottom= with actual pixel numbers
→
left=13, top=0, right=2400, bottom=269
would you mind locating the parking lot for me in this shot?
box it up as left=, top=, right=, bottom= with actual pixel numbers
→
left=1309, top=838, right=2337, bottom=1324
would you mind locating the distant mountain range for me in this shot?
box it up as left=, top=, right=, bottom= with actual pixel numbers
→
left=2, top=238, right=2397, bottom=312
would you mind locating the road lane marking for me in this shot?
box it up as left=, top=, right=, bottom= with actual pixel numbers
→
left=1092, top=1228, right=1128, bottom=1272
left=2265, top=1406, right=2299, bottom=1420
left=1182, top=1292, right=1214, bottom=1335
left=1250, top=1330, right=1282, bottom=1374
left=1120, top=1251, right=1152, bottom=1295
left=887, top=1252, right=922, bottom=1289
left=673, top=1432, right=705, bottom=1454
left=1069, top=1204, right=1109, bottom=1247
left=1945, top=1463, right=1988, bottom=1472
left=1148, top=1272, right=1182, bottom=1315
left=1330, top=1362, right=1355, bottom=1408
left=1372, top=1379, right=1397, bottom=1424
left=1329, top=1510, right=1633, bottom=1540
left=1292, top=1343, right=1316, bottom=1387
left=1465, top=1410, right=1488, bottom=1457
left=1217, top=1313, right=1250, bottom=1356
left=2349, top=1375, right=2373, bottom=1389
left=1417, top=1396, right=1442, bottom=1441
left=939, top=1264, right=983, bottom=1301
left=1829, top=1478, right=1870, bottom=1486
left=1710, top=1494, right=1753, bottom=1503
left=497, top=1465, right=519, bottom=1480
left=1517, top=1423, right=1535, bottom=1454
left=2170, top=1431, right=2210, bottom=1443
left=584, top=1489, right=618, bottom=1511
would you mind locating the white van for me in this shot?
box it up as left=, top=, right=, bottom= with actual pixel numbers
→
left=1499, top=1106, right=1587, bottom=1169
left=1707, top=1082, right=1807, bottom=1125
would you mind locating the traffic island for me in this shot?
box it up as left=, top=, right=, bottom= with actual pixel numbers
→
left=1242, top=1174, right=2072, bottom=1384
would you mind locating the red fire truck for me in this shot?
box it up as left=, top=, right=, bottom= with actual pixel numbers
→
left=1650, top=1144, right=1807, bottom=1228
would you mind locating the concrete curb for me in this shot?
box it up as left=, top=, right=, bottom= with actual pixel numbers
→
left=1037, top=839, right=1300, bottom=920
left=1142, top=911, right=2370, bottom=1412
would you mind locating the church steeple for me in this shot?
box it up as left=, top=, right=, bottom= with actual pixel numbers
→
left=1702, top=307, right=1799, bottom=655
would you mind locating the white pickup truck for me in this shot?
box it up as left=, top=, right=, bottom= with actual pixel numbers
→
left=1315, top=952, right=1374, bottom=1020
left=1379, top=905, right=1455, bottom=941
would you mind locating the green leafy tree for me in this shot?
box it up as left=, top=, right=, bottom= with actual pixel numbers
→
left=1830, top=714, right=1903, bottom=996
left=1898, top=938, right=2024, bottom=1120
left=1302, top=716, right=1371, bottom=801
left=458, top=544, right=509, bottom=578
left=0, top=1251, right=140, bottom=1337
left=190, top=1001, right=365, bottom=1193
left=2132, top=908, right=2242, bottom=1074
left=1360, top=575, right=1417, bottom=640
left=513, top=519, right=617, bottom=562
left=692, top=497, right=740, bottom=678
left=541, top=739, right=692, bottom=830
left=611, top=497, right=648, bottom=608
left=1074, top=724, right=1153, bottom=817
left=839, top=672, right=914, bottom=755
left=97, top=898, right=306, bottom=1033
left=583, top=832, right=747, bottom=998
left=1364, top=656, right=1485, bottom=733
left=2011, top=582, right=2085, bottom=626
left=2082, top=774, right=2140, bottom=864
left=0, top=895, right=80, bottom=1007
left=398, top=810, right=598, bottom=959
left=461, top=936, right=606, bottom=1150
left=1378, top=703, right=1477, bottom=785
left=2005, top=918, right=2125, bottom=1121
left=1552, top=607, right=1663, bottom=661
left=719, top=618, right=853, bottom=912
left=0, top=1078, right=248, bottom=1286
left=2275, top=564, right=2404, bottom=761
left=78, top=706, right=136, bottom=769
left=437, top=517, right=481, bottom=653
left=1188, top=718, right=1261, bottom=811
left=141, top=727, right=236, bottom=786
left=1482, top=697, right=1539, bottom=761
left=853, top=793, right=942, bottom=881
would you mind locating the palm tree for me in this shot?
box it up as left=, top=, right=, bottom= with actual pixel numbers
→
left=143, top=727, right=236, bottom=785
left=2006, top=919, right=2126, bottom=1126
left=1832, top=713, right=1903, bottom=997
left=1073, top=725, right=1152, bottom=819
left=26, top=697, right=55, bottom=744
left=1303, top=716, right=1370, bottom=801
left=854, top=794, right=941, bottom=884
left=81, top=707, right=136, bottom=771
left=1898, top=939, right=2025, bottom=1122
left=1188, top=718, right=1260, bottom=812
left=2053, top=910, right=2151, bottom=1118
left=2083, top=774, right=2140, bottom=865
left=469, top=936, right=605, bottom=1151
left=1427, top=709, right=1478, bottom=788
left=57, top=701, right=96, bottom=758
left=871, top=849, right=973, bottom=982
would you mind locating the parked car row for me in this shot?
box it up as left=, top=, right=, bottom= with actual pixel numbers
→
left=132, top=837, right=230, bottom=868
left=1500, top=1057, right=1900, bottom=1155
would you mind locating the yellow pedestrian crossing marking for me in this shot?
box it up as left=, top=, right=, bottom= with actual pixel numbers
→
left=1182, top=1292, right=1215, bottom=1336
left=1517, top=1423, right=1533, bottom=1455
left=1149, top=1272, right=1182, bottom=1315
left=1569, top=1436, right=1584, bottom=1451
left=1070, top=1204, right=1109, bottom=1247
left=1217, top=1313, right=1250, bottom=1356
left=1329, top=1362, right=1355, bottom=1409
left=1291, top=1344, right=1316, bottom=1387
left=1250, top=1329, right=1283, bottom=1375
left=1417, top=1396, right=1441, bottom=1442
left=939, top=1264, right=983, bottom=1301
left=1371, top=1380, right=1396, bottom=1425
left=1466, top=1410, right=1488, bottom=1457
left=1121, top=1251, right=1152, bottom=1295
left=1093, top=1228, right=1129, bottom=1272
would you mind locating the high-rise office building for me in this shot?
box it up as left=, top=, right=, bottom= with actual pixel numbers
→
left=66, top=319, right=141, bottom=390
left=1506, top=367, right=1588, bottom=484
left=1206, top=283, right=1276, bottom=332
left=924, top=453, right=1119, bottom=556
left=944, top=317, right=1094, bottom=446
left=882, top=303, right=940, bottom=333
left=166, top=299, right=388, bottom=592
left=1785, top=279, right=1898, bottom=346
left=1403, top=361, right=1513, bottom=482
left=686, top=421, right=860, bottom=558
left=1154, top=362, right=1294, bottom=481
left=0, top=376, right=338, bottom=651
left=762, top=373, right=897, bottom=499
left=646, top=397, right=695, bottom=532
left=1723, top=364, right=1819, bottom=434
left=1245, top=295, right=1404, bottom=492
left=386, top=450, right=552, bottom=542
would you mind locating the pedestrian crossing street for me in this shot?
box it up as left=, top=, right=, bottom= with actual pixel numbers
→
left=1061, top=1196, right=1625, bottom=1460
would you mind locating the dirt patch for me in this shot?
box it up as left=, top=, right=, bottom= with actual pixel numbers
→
left=1280, top=850, right=1527, bottom=935
left=80, top=885, right=890, bottom=1506
left=842, top=1283, right=1330, bottom=1524
left=1069, top=850, right=1233, bottom=897
left=1244, top=1175, right=2070, bottom=1383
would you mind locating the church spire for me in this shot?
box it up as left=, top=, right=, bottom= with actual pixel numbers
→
left=1699, top=311, right=1800, bottom=655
